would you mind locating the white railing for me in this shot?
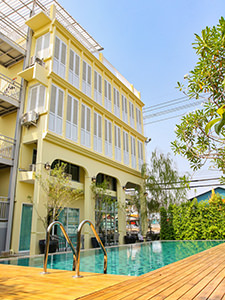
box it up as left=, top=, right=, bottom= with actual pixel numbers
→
left=0, top=197, right=9, bottom=221
left=0, top=74, right=21, bottom=103
left=0, top=134, right=15, bottom=161
left=102, top=56, right=140, bottom=99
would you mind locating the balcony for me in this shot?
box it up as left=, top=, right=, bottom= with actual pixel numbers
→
left=0, top=197, right=9, bottom=221
left=0, top=134, right=15, bottom=168
left=0, top=74, right=22, bottom=116
left=18, top=59, right=48, bottom=87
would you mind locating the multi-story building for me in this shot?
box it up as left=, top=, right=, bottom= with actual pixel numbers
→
left=0, top=0, right=146, bottom=255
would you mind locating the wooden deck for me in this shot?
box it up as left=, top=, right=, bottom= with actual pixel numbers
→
left=0, top=243, right=225, bottom=300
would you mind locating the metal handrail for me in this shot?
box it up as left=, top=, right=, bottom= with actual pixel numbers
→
left=75, top=219, right=107, bottom=278
left=42, top=221, right=77, bottom=274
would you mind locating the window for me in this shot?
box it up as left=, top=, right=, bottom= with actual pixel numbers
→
left=138, top=140, right=143, bottom=171
left=114, top=125, right=121, bottom=162
left=51, top=159, right=80, bottom=182
left=123, top=131, right=129, bottom=166
left=136, top=107, right=142, bottom=133
left=81, top=103, right=91, bottom=148
left=130, top=135, right=136, bottom=169
left=113, top=87, right=120, bottom=118
left=94, top=111, right=102, bottom=153
left=105, top=118, right=112, bottom=158
left=94, top=71, right=102, bottom=104
left=53, top=36, right=67, bottom=79
left=69, top=49, right=80, bottom=89
left=129, top=101, right=135, bottom=128
left=104, top=79, right=112, bottom=112
left=58, top=208, right=79, bottom=247
left=66, top=94, right=78, bottom=142
left=35, top=32, right=50, bottom=59
left=27, top=84, right=46, bottom=113
left=82, top=60, right=92, bottom=98
left=122, top=95, right=128, bottom=123
left=49, top=84, right=64, bottom=135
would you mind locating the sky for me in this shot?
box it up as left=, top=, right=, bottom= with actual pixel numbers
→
left=61, top=0, right=225, bottom=197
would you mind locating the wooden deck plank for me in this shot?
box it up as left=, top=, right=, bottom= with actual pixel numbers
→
left=0, top=243, right=225, bottom=300
left=207, top=277, right=225, bottom=300
left=79, top=244, right=225, bottom=300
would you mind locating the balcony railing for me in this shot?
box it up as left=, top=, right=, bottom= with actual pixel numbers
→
left=0, top=74, right=21, bottom=103
left=0, top=197, right=9, bottom=221
left=0, top=134, right=15, bottom=162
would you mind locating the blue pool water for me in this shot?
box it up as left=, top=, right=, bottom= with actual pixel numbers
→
left=1, top=240, right=224, bottom=276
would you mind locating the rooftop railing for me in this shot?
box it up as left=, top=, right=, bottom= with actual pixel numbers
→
left=102, top=56, right=140, bottom=99
left=0, top=197, right=9, bottom=221
left=0, top=74, right=21, bottom=104
left=0, top=134, right=15, bottom=162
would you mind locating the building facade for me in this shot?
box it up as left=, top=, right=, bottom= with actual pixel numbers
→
left=0, top=1, right=146, bottom=255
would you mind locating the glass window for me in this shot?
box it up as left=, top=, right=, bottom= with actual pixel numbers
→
left=35, top=32, right=50, bottom=59
left=49, top=84, right=64, bottom=135
left=82, top=60, right=92, bottom=98
left=69, top=49, right=80, bottom=89
left=27, top=84, right=46, bottom=113
left=66, top=94, right=79, bottom=142
left=53, top=36, right=67, bottom=79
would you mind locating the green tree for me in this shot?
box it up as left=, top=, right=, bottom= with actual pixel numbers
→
left=172, top=17, right=225, bottom=174
left=146, top=150, right=189, bottom=209
left=35, top=162, right=83, bottom=229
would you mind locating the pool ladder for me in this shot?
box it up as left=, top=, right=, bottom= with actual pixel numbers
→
left=42, top=219, right=107, bottom=278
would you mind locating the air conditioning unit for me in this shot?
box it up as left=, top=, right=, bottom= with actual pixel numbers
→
left=21, top=111, right=39, bottom=127
left=29, top=164, right=36, bottom=172
left=30, top=56, right=45, bottom=67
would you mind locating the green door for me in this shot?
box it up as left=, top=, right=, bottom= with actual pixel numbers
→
left=19, top=204, right=33, bottom=251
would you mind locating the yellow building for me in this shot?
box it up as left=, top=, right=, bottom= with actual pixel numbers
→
left=0, top=0, right=146, bottom=255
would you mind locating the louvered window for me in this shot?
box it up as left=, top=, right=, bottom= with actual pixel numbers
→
left=136, top=107, right=142, bottom=133
left=113, top=87, right=120, bottom=118
left=49, top=84, right=64, bottom=135
left=105, top=118, right=112, bottom=158
left=66, top=94, right=78, bottom=142
left=82, top=61, right=92, bottom=98
left=122, top=95, right=128, bottom=123
left=81, top=103, right=91, bottom=147
left=138, top=140, right=144, bottom=171
left=130, top=135, right=136, bottom=169
left=53, top=36, right=67, bottom=79
left=94, top=71, right=102, bottom=104
left=114, top=125, right=121, bottom=162
left=69, top=49, right=80, bottom=89
left=35, top=32, right=50, bottom=59
left=104, top=79, right=112, bottom=112
left=123, top=131, right=129, bottom=166
left=28, top=84, right=46, bottom=113
left=94, top=111, right=102, bottom=153
left=129, top=101, right=135, bottom=128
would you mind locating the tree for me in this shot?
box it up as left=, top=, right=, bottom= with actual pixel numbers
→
left=172, top=17, right=225, bottom=174
left=145, top=150, right=189, bottom=209
left=35, top=162, right=83, bottom=229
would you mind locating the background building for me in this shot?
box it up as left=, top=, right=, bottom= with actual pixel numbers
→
left=0, top=0, right=146, bottom=255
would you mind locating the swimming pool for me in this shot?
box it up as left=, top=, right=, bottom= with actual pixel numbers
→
left=1, top=240, right=224, bottom=276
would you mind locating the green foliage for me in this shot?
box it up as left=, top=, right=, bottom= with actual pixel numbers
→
left=161, top=191, right=225, bottom=240
left=35, top=162, right=83, bottom=228
left=172, top=17, right=225, bottom=174
left=160, top=207, right=168, bottom=240
left=146, top=150, right=189, bottom=208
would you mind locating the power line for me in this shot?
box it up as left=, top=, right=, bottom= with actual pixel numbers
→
left=143, top=96, right=189, bottom=113
left=151, top=177, right=222, bottom=186
left=143, top=99, right=203, bottom=120
left=159, top=183, right=225, bottom=190
left=144, top=112, right=186, bottom=125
